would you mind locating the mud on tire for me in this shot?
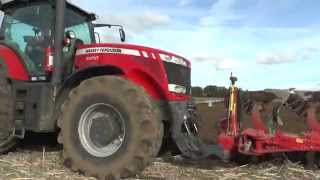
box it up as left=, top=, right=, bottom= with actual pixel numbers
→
left=0, top=73, right=17, bottom=154
left=57, top=76, right=163, bottom=179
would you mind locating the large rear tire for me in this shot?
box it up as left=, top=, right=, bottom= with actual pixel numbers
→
left=57, top=76, right=163, bottom=179
left=0, top=72, right=17, bottom=154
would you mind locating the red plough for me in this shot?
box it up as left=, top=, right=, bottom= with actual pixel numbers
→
left=217, top=75, right=320, bottom=161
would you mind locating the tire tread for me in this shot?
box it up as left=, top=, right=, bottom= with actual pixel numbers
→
left=57, top=76, right=163, bottom=179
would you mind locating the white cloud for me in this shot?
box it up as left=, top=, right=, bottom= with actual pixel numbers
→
left=257, top=52, right=298, bottom=64
left=66, top=0, right=320, bottom=90
left=178, top=0, right=193, bottom=7
left=257, top=47, right=319, bottom=65
left=200, top=0, right=246, bottom=27
left=193, top=56, right=240, bottom=71
left=97, top=12, right=171, bottom=34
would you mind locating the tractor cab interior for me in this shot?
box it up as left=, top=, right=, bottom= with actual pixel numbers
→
left=0, top=0, right=96, bottom=79
left=0, top=3, right=53, bottom=74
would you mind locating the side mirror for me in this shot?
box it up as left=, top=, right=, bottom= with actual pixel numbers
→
left=64, top=31, right=76, bottom=47
left=66, top=30, right=76, bottom=39
left=119, top=28, right=126, bottom=42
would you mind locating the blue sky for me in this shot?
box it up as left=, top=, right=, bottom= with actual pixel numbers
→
left=5, top=0, right=320, bottom=90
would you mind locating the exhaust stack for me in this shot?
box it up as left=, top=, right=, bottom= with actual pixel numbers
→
left=52, top=0, right=66, bottom=85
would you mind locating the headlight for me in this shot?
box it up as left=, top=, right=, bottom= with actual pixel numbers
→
left=168, top=84, right=187, bottom=94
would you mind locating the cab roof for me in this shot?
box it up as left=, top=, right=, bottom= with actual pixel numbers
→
left=0, top=0, right=96, bottom=21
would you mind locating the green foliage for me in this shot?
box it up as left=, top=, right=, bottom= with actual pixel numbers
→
left=191, top=86, right=203, bottom=97
left=191, top=85, right=229, bottom=98
left=203, top=86, right=217, bottom=97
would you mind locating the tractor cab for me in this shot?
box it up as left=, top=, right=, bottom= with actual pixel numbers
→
left=0, top=0, right=96, bottom=79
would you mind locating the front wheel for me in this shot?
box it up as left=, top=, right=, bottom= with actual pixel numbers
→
left=57, top=76, right=163, bottom=179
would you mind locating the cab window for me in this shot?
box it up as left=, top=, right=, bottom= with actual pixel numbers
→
left=0, top=4, right=53, bottom=74
left=65, top=9, right=93, bottom=44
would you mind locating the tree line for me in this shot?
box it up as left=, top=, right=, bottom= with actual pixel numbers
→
left=192, top=86, right=228, bottom=98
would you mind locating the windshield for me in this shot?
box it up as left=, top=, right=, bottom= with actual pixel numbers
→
left=0, top=4, right=53, bottom=74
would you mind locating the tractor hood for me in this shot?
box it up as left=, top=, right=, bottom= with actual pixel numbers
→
left=76, top=43, right=191, bottom=68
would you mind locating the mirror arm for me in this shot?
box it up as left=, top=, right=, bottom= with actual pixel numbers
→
left=93, top=23, right=123, bottom=29
left=94, top=32, right=101, bottom=43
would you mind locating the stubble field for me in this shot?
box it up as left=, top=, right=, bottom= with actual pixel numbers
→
left=0, top=139, right=319, bottom=180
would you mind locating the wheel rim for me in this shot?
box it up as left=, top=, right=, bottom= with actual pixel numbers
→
left=78, top=103, right=126, bottom=158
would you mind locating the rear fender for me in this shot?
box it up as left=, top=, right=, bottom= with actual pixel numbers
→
left=0, top=44, right=29, bottom=81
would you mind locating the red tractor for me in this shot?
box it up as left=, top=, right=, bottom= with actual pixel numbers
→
left=0, top=0, right=207, bottom=179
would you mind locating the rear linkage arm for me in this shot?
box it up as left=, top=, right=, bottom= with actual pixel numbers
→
left=169, top=101, right=224, bottom=160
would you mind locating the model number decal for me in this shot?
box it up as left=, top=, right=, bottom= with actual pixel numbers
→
left=85, top=56, right=99, bottom=61
left=76, top=47, right=141, bottom=57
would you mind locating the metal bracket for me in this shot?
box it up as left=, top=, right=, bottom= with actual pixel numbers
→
left=13, top=119, right=25, bottom=139
left=13, top=128, right=25, bottom=139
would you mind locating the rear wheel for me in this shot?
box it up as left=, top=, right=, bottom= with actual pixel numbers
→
left=0, top=72, right=17, bottom=154
left=58, top=76, right=163, bottom=179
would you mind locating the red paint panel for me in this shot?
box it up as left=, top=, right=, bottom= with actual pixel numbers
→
left=74, top=43, right=191, bottom=101
left=0, top=45, right=29, bottom=81
left=218, top=133, right=236, bottom=151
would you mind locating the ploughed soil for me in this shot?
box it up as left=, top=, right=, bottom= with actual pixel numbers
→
left=196, top=99, right=319, bottom=143
left=197, top=102, right=227, bottom=144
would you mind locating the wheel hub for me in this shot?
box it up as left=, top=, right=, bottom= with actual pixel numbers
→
left=78, top=103, right=126, bottom=158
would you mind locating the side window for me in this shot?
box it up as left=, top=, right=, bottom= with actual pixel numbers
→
left=65, top=9, right=93, bottom=44
left=7, top=19, right=34, bottom=52
left=0, top=11, right=3, bottom=25
left=1, top=4, right=53, bottom=74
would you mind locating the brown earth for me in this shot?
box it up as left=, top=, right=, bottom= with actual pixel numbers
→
left=197, top=102, right=227, bottom=145
left=196, top=94, right=316, bottom=144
